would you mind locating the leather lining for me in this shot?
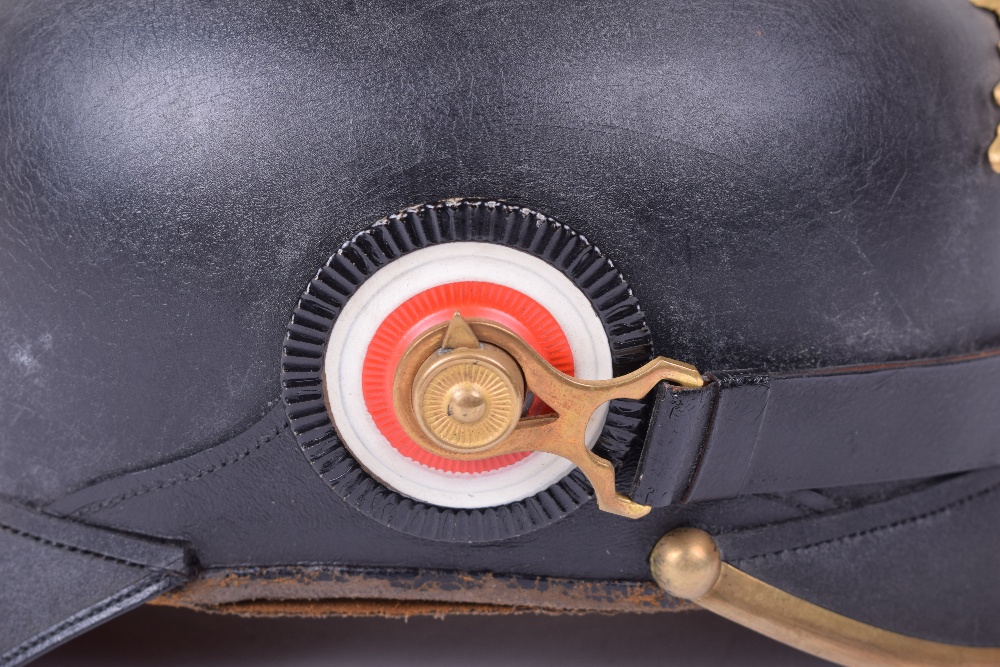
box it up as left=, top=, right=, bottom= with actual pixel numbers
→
left=152, top=565, right=690, bottom=617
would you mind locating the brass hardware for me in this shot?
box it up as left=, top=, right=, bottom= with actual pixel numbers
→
left=439, top=312, right=481, bottom=350
left=394, top=313, right=704, bottom=518
left=649, top=527, right=721, bottom=600
left=411, top=315, right=525, bottom=454
left=651, top=528, right=1000, bottom=666
left=972, top=0, right=1000, bottom=173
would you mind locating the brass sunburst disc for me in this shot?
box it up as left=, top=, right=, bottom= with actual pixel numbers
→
left=411, top=343, right=525, bottom=454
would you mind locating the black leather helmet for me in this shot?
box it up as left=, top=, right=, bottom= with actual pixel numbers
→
left=2, top=1, right=1000, bottom=665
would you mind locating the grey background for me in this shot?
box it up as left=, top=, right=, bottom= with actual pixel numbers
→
left=35, top=605, right=832, bottom=666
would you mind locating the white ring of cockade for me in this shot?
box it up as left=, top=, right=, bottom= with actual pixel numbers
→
left=323, top=242, right=613, bottom=508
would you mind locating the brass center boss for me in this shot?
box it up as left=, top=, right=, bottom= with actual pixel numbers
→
left=393, top=313, right=704, bottom=518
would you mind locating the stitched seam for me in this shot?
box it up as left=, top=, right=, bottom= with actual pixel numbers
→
left=732, top=479, right=1000, bottom=564
left=71, top=420, right=289, bottom=517
left=0, top=578, right=171, bottom=667
left=0, top=521, right=154, bottom=571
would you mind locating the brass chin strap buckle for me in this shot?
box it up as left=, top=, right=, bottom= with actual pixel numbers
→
left=393, top=313, right=704, bottom=518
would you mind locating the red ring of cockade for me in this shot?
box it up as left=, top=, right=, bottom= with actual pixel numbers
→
left=362, top=281, right=575, bottom=473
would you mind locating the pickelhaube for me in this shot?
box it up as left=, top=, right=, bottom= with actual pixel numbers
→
left=2, top=1, right=1000, bottom=665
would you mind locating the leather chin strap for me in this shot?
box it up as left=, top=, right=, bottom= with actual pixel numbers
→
left=630, top=346, right=1000, bottom=507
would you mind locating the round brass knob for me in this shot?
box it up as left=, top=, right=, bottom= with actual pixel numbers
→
left=447, top=385, right=488, bottom=424
left=411, top=344, right=525, bottom=454
left=650, top=528, right=722, bottom=600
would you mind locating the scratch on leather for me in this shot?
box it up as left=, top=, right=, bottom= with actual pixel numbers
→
left=972, top=0, right=1000, bottom=172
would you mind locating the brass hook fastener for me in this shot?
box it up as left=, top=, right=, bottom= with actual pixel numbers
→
left=393, top=313, right=704, bottom=518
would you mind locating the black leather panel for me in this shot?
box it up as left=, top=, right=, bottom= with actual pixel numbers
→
left=715, top=468, right=1000, bottom=647
left=44, top=402, right=1000, bottom=646
left=2, top=0, right=999, bottom=504
left=47, top=405, right=824, bottom=581
left=629, top=383, right=717, bottom=506
left=0, top=501, right=189, bottom=667
left=632, top=348, right=1000, bottom=505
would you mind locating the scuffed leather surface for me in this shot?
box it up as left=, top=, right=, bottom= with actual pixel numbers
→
left=2, top=0, right=1000, bottom=503
left=716, top=468, right=1000, bottom=647
left=0, top=500, right=188, bottom=667
left=633, top=347, right=1000, bottom=505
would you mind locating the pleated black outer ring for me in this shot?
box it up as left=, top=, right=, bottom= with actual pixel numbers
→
left=280, top=200, right=656, bottom=542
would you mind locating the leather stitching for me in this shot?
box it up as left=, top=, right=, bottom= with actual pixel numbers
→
left=70, top=420, right=290, bottom=517
left=731, top=479, right=1000, bottom=564
left=0, top=578, right=173, bottom=667
left=0, top=521, right=157, bottom=571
